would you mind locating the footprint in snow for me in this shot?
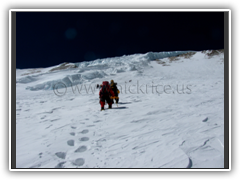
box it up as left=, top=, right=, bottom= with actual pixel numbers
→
left=79, top=137, right=89, bottom=141
left=72, top=158, right=85, bottom=166
left=202, top=117, right=208, bottom=122
left=55, top=152, right=66, bottom=159
left=79, top=129, right=89, bottom=134
left=67, top=140, right=74, bottom=146
left=70, top=132, right=75, bottom=136
left=75, top=146, right=87, bottom=152
left=55, top=161, right=66, bottom=168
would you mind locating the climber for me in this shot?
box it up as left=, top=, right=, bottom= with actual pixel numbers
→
left=99, top=81, right=115, bottom=111
left=110, top=80, right=120, bottom=104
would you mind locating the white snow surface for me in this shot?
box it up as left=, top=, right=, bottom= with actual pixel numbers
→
left=16, top=51, right=224, bottom=168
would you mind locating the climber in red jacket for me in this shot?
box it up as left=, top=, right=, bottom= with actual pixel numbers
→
left=99, top=81, right=115, bottom=111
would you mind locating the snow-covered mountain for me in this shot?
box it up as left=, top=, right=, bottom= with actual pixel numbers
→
left=16, top=50, right=224, bottom=168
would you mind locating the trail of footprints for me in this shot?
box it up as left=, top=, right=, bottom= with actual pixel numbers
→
left=55, top=126, right=90, bottom=168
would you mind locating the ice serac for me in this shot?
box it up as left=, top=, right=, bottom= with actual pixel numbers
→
left=145, top=51, right=193, bottom=60
left=19, top=50, right=194, bottom=91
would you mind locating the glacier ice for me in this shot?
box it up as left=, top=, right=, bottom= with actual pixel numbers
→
left=19, top=51, right=193, bottom=91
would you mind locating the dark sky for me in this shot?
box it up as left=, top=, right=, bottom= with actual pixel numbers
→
left=16, top=11, right=224, bottom=69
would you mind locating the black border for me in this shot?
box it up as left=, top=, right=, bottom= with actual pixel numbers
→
left=11, top=11, right=17, bottom=169
left=11, top=10, right=230, bottom=170
left=224, top=11, right=229, bottom=169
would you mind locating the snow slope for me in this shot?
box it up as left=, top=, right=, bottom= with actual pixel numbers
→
left=16, top=50, right=224, bottom=168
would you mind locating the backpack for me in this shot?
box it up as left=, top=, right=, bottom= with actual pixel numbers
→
left=110, top=82, right=118, bottom=94
left=100, top=81, right=110, bottom=97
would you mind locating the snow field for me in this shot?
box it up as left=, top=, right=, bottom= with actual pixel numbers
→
left=16, top=50, right=224, bottom=168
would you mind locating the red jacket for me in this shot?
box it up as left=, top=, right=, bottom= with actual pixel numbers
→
left=99, top=81, right=115, bottom=98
